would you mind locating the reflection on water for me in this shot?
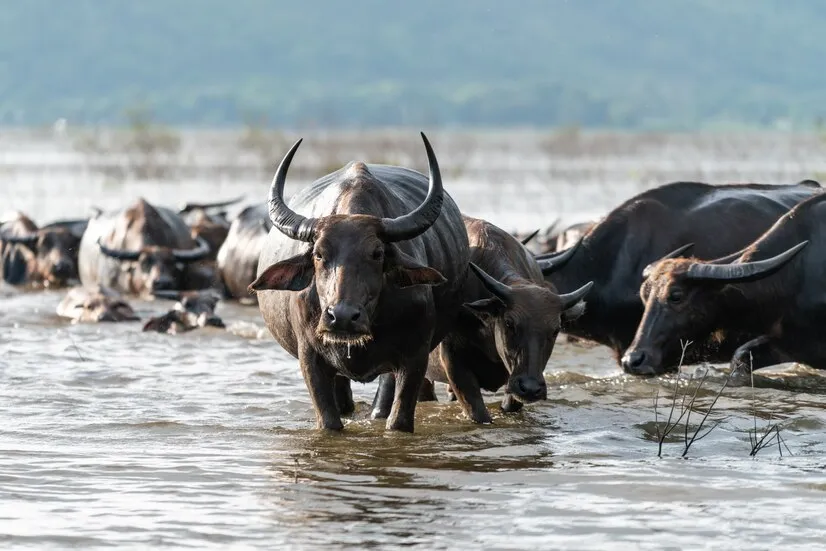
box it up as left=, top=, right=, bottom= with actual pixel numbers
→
left=3, top=135, right=826, bottom=548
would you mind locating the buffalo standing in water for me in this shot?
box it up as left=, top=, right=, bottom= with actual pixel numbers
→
left=536, top=180, right=822, bottom=367
left=425, top=216, right=593, bottom=423
left=1, top=212, right=87, bottom=287
left=625, top=193, right=826, bottom=377
left=250, top=133, right=470, bottom=433
left=78, top=198, right=214, bottom=297
left=217, top=203, right=272, bottom=303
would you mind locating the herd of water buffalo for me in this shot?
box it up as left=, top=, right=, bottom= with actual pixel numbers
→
left=3, top=132, right=824, bottom=432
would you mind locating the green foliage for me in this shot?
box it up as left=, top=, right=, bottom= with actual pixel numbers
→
left=2, top=0, right=826, bottom=129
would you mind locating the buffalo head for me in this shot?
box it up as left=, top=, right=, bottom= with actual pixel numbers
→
left=97, top=236, right=211, bottom=295
left=622, top=241, right=808, bottom=376
left=463, top=262, right=593, bottom=403
left=1, top=223, right=83, bottom=286
left=249, top=133, right=447, bottom=348
left=57, top=287, right=139, bottom=323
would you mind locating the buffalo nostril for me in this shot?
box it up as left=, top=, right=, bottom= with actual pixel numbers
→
left=350, top=310, right=361, bottom=322
left=622, top=350, right=647, bottom=371
left=325, top=307, right=336, bottom=323
left=514, top=376, right=545, bottom=399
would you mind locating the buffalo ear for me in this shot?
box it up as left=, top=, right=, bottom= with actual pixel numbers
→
left=248, top=252, right=314, bottom=292
left=463, top=297, right=505, bottom=324
left=385, top=247, right=447, bottom=288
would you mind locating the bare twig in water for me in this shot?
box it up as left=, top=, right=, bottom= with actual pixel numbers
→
left=748, top=354, right=792, bottom=457
left=66, top=331, right=87, bottom=362
left=653, top=339, right=731, bottom=458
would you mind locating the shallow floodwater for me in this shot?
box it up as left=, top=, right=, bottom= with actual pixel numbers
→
left=3, top=131, right=826, bottom=549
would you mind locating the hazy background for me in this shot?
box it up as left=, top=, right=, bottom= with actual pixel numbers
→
left=3, top=0, right=826, bottom=131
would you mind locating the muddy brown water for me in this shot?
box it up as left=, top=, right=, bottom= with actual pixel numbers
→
left=3, top=132, right=826, bottom=549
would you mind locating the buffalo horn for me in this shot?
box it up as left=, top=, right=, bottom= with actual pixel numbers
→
left=685, top=241, right=808, bottom=283
left=97, top=238, right=141, bottom=261
left=380, top=132, right=445, bottom=242
left=468, top=262, right=513, bottom=305
left=642, top=243, right=695, bottom=278
left=0, top=231, right=38, bottom=247
left=172, top=236, right=212, bottom=263
left=537, top=237, right=582, bottom=275
left=267, top=139, right=318, bottom=242
left=558, top=281, right=594, bottom=310
left=520, top=229, right=540, bottom=246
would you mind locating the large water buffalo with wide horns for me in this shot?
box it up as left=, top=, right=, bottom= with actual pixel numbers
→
left=423, top=216, right=593, bottom=424
left=78, top=198, right=215, bottom=297
left=623, top=193, right=826, bottom=377
left=537, top=180, right=822, bottom=367
left=1, top=212, right=87, bottom=287
left=217, top=203, right=272, bottom=303
left=250, top=133, right=470, bottom=433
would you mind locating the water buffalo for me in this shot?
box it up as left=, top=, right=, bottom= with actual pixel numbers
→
left=143, top=289, right=225, bottom=334
left=178, top=196, right=244, bottom=257
left=424, top=216, right=593, bottom=423
left=78, top=198, right=215, bottom=297
left=538, top=180, right=822, bottom=365
left=0, top=212, right=87, bottom=287
left=216, top=203, right=272, bottom=303
left=249, top=133, right=470, bottom=433
left=56, top=285, right=139, bottom=323
left=622, top=194, right=826, bottom=376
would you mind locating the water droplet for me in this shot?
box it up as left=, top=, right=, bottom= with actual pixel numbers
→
left=347, top=343, right=351, bottom=359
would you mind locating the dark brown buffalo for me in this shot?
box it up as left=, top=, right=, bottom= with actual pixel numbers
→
left=143, top=289, right=225, bottom=334
left=623, top=193, right=824, bottom=377
left=56, top=285, right=139, bottom=323
left=424, top=216, right=593, bottom=423
left=250, top=133, right=470, bottom=433
left=0, top=212, right=87, bottom=287
left=537, top=180, right=822, bottom=366
left=78, top=198, right=215, bottom=297
left=216, top=203, right=272, bottom=303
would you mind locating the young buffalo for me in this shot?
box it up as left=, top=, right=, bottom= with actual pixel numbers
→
left=57, top=286, right=139, bottom=323
left=426, top=217, right=592, bottom=423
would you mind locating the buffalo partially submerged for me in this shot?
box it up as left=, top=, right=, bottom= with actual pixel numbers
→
left=216, top=203, right=272, bottom=303
left=623, top=194, right=826, bottom=376
left=1, top=212, right=87, bottom=287
left=78, top=198, right=215, bottom=297
left=178, top=197, right=244, bottom=257
left=538, top=180, right=822, bottom=365
left=56, top=285, right=139, bottom=323
left=250, top=133, right=470, bottom=433
left=425, top=216, right=592, bottom=423
left=143, top=289, right=225, bottom=334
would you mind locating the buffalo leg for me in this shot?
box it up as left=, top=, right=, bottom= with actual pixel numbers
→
left=299, top=346, right=343, bottom=431
left=730, top=335, right=792, bottom=382
left=334, top=375, right=355, bottom=416
left=386, top=355, right=429, bottom=432
left=371, top=373, right=396, bottom=419
left=418, top=378, right=438, bottom=402
left=440, top=344, right=492, bottom=424
left=500, top=393, right=524, bottom=413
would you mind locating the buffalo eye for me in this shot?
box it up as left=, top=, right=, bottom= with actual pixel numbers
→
left=504, top=318, right=515, bottom=330
left=667, top=287, right=684, bottom=304
left=314, top=251, right=324, bottom=263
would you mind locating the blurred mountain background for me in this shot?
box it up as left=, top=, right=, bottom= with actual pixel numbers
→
left=3, top=0, right=825, bottom=129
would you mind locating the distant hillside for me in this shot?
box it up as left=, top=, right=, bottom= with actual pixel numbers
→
left=2, top=0, right=826, bottom=129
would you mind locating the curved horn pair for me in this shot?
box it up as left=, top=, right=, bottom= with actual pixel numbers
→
left=267, top=132, right=445, bottom=243
left=97, top=236, right=211, bottom=263
left=685, top=241, right=808, bottom=283
left=178, top=196, right=244, bottom=214
left=469, top=262, right=593, bottom=311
